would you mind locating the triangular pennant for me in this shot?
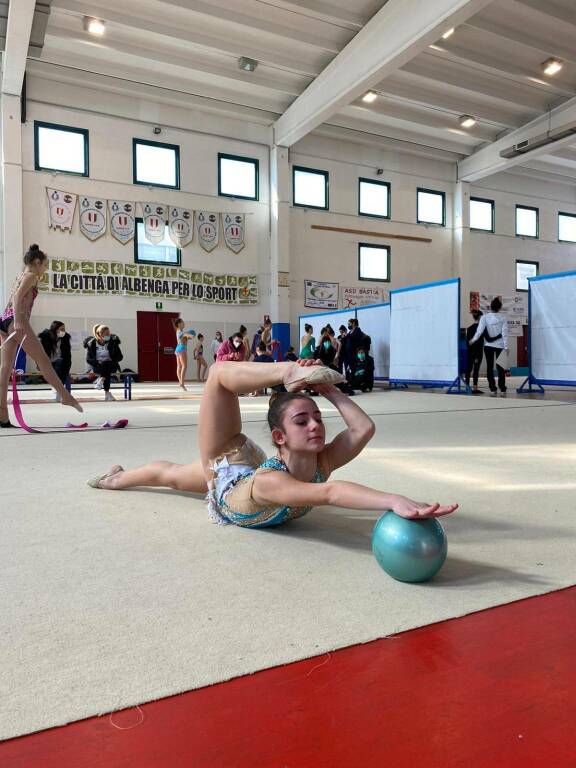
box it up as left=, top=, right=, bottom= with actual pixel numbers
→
left=222, top=213, right=245, bottom=253
left=195, top=211, right=219, bottom=252
left=108, top=200, right=136, bottom=244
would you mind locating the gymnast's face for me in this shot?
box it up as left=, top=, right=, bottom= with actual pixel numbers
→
left=275, top=399, right=326, bottom=453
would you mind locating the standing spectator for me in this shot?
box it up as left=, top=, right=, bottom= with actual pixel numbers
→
left=194, top=333, right=208, bottom=382
left=300, top=323, right=315, bottom=359
left=349, top=346, right=375, bottom=393
left=337, top=325, right=349, bottom=373
left=38, top=320, right=72, bottom=402
left=210, top=331, right=223, bottom=362
left=314, top=331, right=354, bottom=395
left=261, top=318, right=273, bottom=352
left=468, top=297, right=509, bottom=397
left=216, top=332, right=246, bottom=362
left=239, top=325, right=252, bottom=360
left=251, top=325, right=263, bottom=358
left=250, top=341, right=276, bottom=396
left=465, top=310, right=484, bottom=394
left=84, top=324, right=123, bottom=401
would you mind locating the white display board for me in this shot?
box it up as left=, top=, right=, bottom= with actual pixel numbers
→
left=389, top=278, right=460, bottom=384
left=355, top=303, right=390, bottom=379
left=530, top=271, right=576, bottom=384
left=298, top=308, right=353, bottom=348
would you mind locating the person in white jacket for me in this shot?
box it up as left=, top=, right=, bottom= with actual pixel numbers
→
left=469, top=297, right=509, bottom=396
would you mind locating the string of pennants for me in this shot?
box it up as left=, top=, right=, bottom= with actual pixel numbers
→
left=46, top=188, right=246, bottom=253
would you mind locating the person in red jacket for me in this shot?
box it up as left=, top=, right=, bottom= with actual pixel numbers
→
left=216, top=331, right=246, bottom=362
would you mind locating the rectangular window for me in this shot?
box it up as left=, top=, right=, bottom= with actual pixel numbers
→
left=134, top=219, right=181, bottom=265
left=293, top=166, right=329, bottom=210
left=558, top=212, right=576, bottom=243
left=34, top=121, right=89, bottom=176
left=358, top=178, right=390, bottom=219
left=516, top=260, right=538, bottom=292
left=470, top=197, right=495, bottom=232
left=358, top=243, right=390, bottom=282
left=218, top=153, right=259, bottom=200
left=515, top=205, right=538, bottom=238
left=417, top=188, right=445, bottom=226
left=133, top=139, right=180, bottom=189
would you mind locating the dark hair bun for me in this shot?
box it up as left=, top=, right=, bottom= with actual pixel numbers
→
left=29, top=244, right=39, bottom=251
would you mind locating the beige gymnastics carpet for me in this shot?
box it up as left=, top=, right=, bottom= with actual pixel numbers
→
left=1, top=391, right=575, bottom=740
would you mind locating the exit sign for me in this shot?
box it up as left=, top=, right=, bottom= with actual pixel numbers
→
left=155, top=302, right=163, bottom=310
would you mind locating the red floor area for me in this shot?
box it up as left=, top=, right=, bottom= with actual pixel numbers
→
left=3, top=587, right=576, bottom=768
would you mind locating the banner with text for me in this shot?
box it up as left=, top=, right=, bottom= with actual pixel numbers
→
left=38, top=259, right=259, bottom=305
left=304, top=279, right=339, bottom=309
left=340, top=285, right=386, bottom=309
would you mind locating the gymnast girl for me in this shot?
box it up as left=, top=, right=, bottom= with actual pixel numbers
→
left=89, top=360, right=457, bottom=525
left=0, top=244, right=83, bottom=427
left=173, top=318, right=195, bottom=391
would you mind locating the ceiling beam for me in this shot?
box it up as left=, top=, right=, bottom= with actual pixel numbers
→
left=458, top=96, right=576, bottom=181
left=272, top=0, right=494, bottom=148
left=1, top=0, right=36, bottom=94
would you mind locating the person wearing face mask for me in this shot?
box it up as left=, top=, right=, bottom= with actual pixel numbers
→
left=38, top=321, right=72, bottom=402
left=314, top=331, right=354, bottom=395
left=210, top=331, right=223, bottom=362
left=84, top=324, right=123, bottom=401
left=349, top=346, right=374, bottom=393
left=216, top=332, right=246, bottom=362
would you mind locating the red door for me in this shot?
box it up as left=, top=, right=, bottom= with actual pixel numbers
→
left=137, top=311, right=180, bottom=382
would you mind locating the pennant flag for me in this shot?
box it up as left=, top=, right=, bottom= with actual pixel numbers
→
left=46, top=188, right=77, bottom=232
left=223, top=213, right=245, bottom=253
left=109, top=200, right=136, bottom=244
left=141, top=203, right=167, bottom=245
left=195, top=211, right=219, bottom=252
left=79, top=196, right=107, bottom=241
left=168, top=206, right=193, bottom=247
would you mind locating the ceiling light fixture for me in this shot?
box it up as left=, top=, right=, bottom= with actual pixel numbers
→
left=542, top=58, right=563, bottom=76
left=362, top=91, right=378, bottom=103
left=83, top=16, right=106, bottom=36
left=238, top=56, right=258, bottom=72
left=459, top=115, right=476, bottom=128
left=442, top=27, right=455, bottom=39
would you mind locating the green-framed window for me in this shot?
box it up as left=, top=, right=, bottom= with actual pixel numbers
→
left=34, top=121, right=89, bottom=176
left=293, top=165, right=329, bottom=210
left=358, top=177, right=390, bottom=219
left=558, top=211, right=576, bottom=243
left=515, top=205, right=539, bottom=238
left=218, top=153, right=259, bottom=200
left=470, top=197, right=495, bottom=232
left=417, top=188, right=445, bottom=226
left=516, top=260, right=538, bottom=292
left=133, top=218, right=181, bottom=266
left=133, top=139, right=180, bottom=189
left=358, top=242, right=390, bottom=282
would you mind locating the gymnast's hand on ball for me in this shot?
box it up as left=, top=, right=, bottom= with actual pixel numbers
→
left=392, top=496, right=458, bottom=519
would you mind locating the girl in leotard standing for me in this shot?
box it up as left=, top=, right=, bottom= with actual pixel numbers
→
left=89, top=360, right=457, bottom=527
left=173, top=318, right=195, bottom=391
left=0, top=244, right=82, bottom=427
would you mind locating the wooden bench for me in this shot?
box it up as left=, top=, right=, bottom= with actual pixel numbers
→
left=15, top=371, right=135, bottom=400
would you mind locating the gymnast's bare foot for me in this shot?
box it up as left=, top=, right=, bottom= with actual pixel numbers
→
left=62, top=392, right=84, bottom=413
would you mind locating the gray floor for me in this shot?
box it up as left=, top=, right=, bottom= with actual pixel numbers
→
left=2, top=378, right=576, bottom=739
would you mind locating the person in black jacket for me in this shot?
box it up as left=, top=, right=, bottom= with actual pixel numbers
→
left=465, top=310, right=484, bottom=394
left=38, top=320, right=72, bottom=402
left=314, top=331, right=354, bottom=395
left=349, top=346, right=375, bottom=393
left=84, top=324, right=123, bottom=401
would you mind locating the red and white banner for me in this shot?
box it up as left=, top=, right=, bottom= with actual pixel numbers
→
left=195, top=211, right=219, bottom=252
left=79, top=196, right=107, bottom=241
left=108, top=200, right=135, bottom=244
left=168, top=206, right=193, bottom=248
left=223, top=213, right=245, bottom=253
left=47, top=188, right=77, bottom=232
left=141, top=203, right=167, bottom=245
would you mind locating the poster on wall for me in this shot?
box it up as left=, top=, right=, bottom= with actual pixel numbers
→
left=340, top=285, right=386, bottom=309
left=79, top=196, right=107, bottom=241
left=46, top=188, right=77, bottom=232
left=168, top=207, right=193, bottom=247
left=109, top=200, right=136, bottom=244
left=37, top=258, right=259, bottom=305
left=223, top=213, right=245, bottom=253
left=141, top=203, right=167, bottom=244
left=304, top=279, right=339, bottom=309
left=196, top=211, right=220, bottom=252
left=470, top=292, right=527, bottom=316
